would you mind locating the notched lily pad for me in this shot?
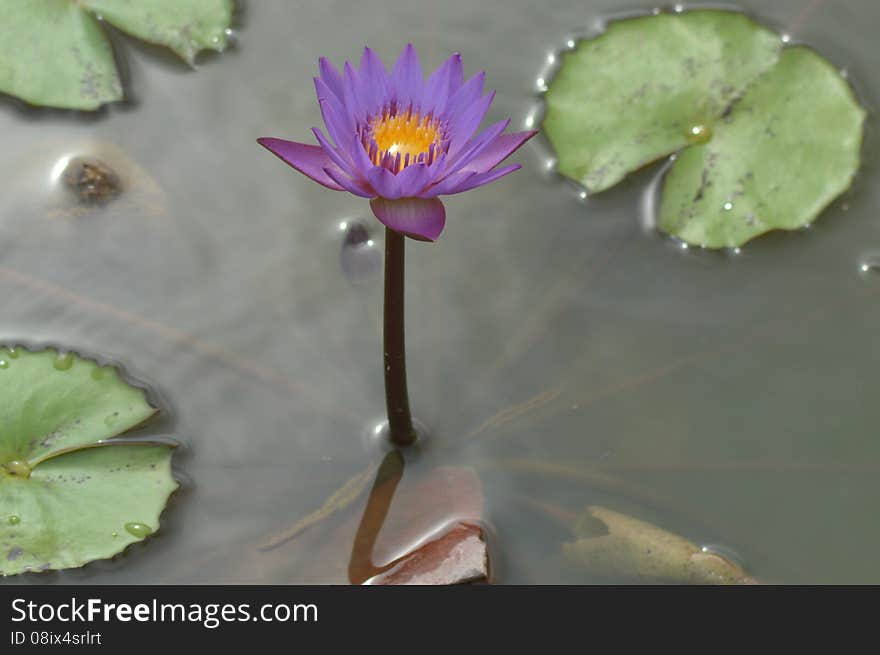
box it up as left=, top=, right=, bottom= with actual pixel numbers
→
left=0, top=347, right=177, bottom=576
left=543, top=10, right=866, bottom=248
left=544, top=10, right=782, bottom=193
left=659, top=46, right=866, bottom=247
left=562, top=506, right=755, bottom=584
left=0, top=0, right=233, bottom=110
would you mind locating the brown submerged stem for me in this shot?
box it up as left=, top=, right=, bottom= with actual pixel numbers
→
left=383, top=227, right=417, bottom=446
left=347, top=450, right=405, bottom=584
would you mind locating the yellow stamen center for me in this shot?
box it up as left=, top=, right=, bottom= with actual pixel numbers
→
left=370, top=111, right=442, bottom=167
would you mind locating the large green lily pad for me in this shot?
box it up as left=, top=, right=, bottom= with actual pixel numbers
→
left=543, top=10, right=866, bottom=248
left=0, top=347, right=177, bottom=576
left=0, top=0, right=233, bottom=110
left=659, top=46, right=865, bottom=248
left=543, top=11, right=782, bottom=193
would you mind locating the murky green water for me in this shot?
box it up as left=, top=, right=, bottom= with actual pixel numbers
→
left=1, top=0, right=878, bottom=584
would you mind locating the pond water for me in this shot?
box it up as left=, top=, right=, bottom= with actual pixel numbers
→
left=1, top=0, right=878, bottom=584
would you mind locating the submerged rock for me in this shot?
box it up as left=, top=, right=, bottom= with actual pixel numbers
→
left=366, top=522, right=490, bottom=585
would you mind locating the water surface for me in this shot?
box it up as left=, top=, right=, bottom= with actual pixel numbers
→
left=1, top=0, right=878, bottom=584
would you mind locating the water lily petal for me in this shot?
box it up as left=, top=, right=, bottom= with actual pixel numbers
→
left=424, top=52, right=462, bottom=116
left=418, top=170, right=477, bottom=197
left=318, top=56, right=345, bottom=101
left=461, top=131, right=538, bottom=173
left=444, top=118, right=510, bottom=174
left=311, top=126, right=355, bottom=175
left=391, top=43, right=423, bottom=108
left=395, top=162, right=435, bottom=197
left=447, top=90, right=495, bottom=155
left=257, top=138, right=346, bottom=190
left=359, top=47, right=389, bottom=113
left=446, top=163, right=521, bottom=194
left=443, top=71, right=485, bottom=123
left=365, top=166, right=401, bottom=199
left=323, top=166, right=375, bottom=198
left=314, top=78, right=352, bottom=144
left=343, top=61, right=370, bottom=126
left=370, top=197, right=446, bottom=241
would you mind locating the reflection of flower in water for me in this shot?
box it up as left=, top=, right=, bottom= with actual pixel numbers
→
left=259, top=44, right=536, bottom=241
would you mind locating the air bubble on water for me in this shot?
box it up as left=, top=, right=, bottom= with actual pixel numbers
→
left=536, top=77, right=548, bottom=92
left=546, top=53, right=556, bottom=65
left=673, top=3, right=685, bottom=13
left=579, top=190, right=588, bottom=201
left=566, top=39, right=576, bottom=49
left=340, top=220, right=382, bottom=283
left=699, top=543, right=747, bottom=570
left=524, top=114, right=536, bottom=129
left=0, top=360, right=7, bottom=370
left=722, top=201, right=734, bottom=211
left=781, top=33, right=792, bottom=44
left=858, top=253, right=880, bottom=274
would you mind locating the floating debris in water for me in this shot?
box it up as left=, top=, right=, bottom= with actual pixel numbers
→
left=61, top=157, right=122, bottom=205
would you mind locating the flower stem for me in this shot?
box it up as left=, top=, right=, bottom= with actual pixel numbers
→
left=383, top=227, right=417, bottom=446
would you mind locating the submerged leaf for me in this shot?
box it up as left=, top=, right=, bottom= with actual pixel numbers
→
left=562, top=506, right=755, bottom=584
left=659, top=46, right=865, bottom=247
left=0, top=0, right=233, bottom=110
left=544, top=10, right=781, bottom=193
left=543, top=10, right=865, bottom=248
left=0, top=347, right=177, bottom=576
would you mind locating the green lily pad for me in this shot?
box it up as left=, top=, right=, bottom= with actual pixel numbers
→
left=543, top=10, right=866, bottom=248
left=0, top=347, right=177, bottom=576
left=0, top=0, right=233, bottom=110
left=659, top=46, right=866, bottom=248
left=543, top=10, right=782, bottom=193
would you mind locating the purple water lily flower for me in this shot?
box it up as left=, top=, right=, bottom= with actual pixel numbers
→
left=258, top=44, right=536, bottom=241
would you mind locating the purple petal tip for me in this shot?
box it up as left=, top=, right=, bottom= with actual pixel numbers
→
left=370, top=197, right=446, bottom=242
